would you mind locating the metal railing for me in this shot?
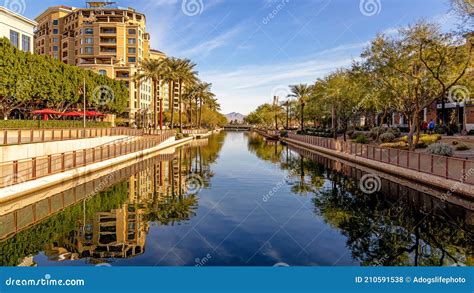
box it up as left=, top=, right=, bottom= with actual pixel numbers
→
left=0, top=127, right=146, bottom=146
left=287, top=133, right=474, bottom=185
left=0, top=130, right=175, bottom=189
left=183, top=129, right=208, bottom=135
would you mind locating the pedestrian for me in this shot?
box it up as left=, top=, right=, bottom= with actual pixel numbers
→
left=422, top=121, right=428, bottom=134
left=428, top=119, right=435, bottom=135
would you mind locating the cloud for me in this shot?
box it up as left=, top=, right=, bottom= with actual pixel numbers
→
left=200, top=42, right=363, bottom=114
left=179, top=25, right=244, bottom=57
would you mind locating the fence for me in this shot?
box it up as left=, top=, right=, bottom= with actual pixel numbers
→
left=287, top=133, right=474, bottom=185
left=0, top=127, right=146, bottom=146
left=0, top=130, right=175, bottom=189
left=183, top=129, right=209, bottom=135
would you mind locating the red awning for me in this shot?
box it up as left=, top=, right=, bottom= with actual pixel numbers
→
left=85, top=111, right=106, bottom=117
left=31, top=109, right=63, bottom=115
left=62, top=111, right=85, bottom=117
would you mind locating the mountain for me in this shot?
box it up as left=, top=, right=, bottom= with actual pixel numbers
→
left=225, top=112, right=245, bottom=123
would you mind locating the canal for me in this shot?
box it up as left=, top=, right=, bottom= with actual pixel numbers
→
left=0, top=132, right=472, bottom=266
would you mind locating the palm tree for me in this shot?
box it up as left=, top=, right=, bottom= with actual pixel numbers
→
left=161, top=57, right=180, bottom=129
left=196, top=82, right=215, bottom=128
left=289, top=84, right=313, bottom=132
left=135, top=59, right=163, bottom=129
left=175, top=59, right=198, bottom=131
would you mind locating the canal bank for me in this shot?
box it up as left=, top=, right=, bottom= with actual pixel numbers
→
left=0, top=135, right=194, bottom=202
left=279, top=135, right=474, bottom=198
left=1, top=131, right=471, bottom=267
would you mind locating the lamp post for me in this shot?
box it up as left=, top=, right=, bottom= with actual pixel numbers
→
left=83, top=77, right=86, bottom=128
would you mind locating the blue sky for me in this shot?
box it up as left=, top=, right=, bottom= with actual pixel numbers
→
left=13, top=0, right=460, bottom=114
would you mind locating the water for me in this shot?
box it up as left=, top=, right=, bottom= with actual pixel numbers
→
left=0, top=132, right=472, bottom=266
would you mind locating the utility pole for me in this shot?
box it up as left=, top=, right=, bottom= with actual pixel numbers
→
left=83, top=77, right=86, bottom=128
left=273, top=96, right=279, bottom=131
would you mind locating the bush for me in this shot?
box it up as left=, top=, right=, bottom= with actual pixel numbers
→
left=400, top=134, right=441, bottom=145
left=354, top=134, right=368, bottom=144
left=0, top=120, right=111, bottom=129
left=280, top=130, right=288, bottom=137
left=455, top=143, right=470, bottom=151
left=369, top=127, right=380, bottom=139
left=379, top=132, right=395, bottom=143
left=435, top=125, right=446, bottom=134
left=175, top=133, right=184, bottom=140
left=387, top=127, right=401, bottom=138
left=427, top=142, right=454, bottom=157
left=380, top=141, right=408, bottom=149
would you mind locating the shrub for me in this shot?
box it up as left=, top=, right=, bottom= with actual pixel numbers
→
left=387, top=127, right=401, bottom=138
left=435, top=125, right=446, bottom=134
left=427, top=142, right=454, bottom=157
left=400, top=134, right=441, bottom=145
left=455, top=143, right=470, bottom=151
left=380, top=141, right=408, bottom=149
left=379, top=132, right=395, bottom=143
left=354, top=134, right=368, bottom=144
left=175, top=133, right=184, bottom=140
left=369, top=127, right=380, bottom=139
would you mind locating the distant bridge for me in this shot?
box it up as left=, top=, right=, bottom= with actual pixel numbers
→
left=223, top=124, right=252, bottom=131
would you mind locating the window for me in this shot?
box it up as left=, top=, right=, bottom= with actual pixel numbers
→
left=128, top=29, right=136, bottom=34
left=128, top=38, right=136, bottom=44
left=84, top=28, right=93, bottom=35
left=52, top=46, right=58, bottom=51
left=84, top=37, right=93, bottom=44
left=21, top=35, right=30, bottom=52
left=128, top=47, right=136, bottom=54
left=84, top=46, right=93, bottom=54
left=128, top=57, right=136, bottom=63
left=52, top=19, right=59, bottom=25
left=52, top=37, right=59, bottom=43
left=53, top=29, right=59, bottom=34
left=99, top=70, right=107, bottom=76
left=9, top=30, right=19, bottom=48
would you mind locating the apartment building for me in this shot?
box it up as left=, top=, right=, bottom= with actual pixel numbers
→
left=0, top=6, right=36, bottom=53
left=34, top=2, right=152, bottom=123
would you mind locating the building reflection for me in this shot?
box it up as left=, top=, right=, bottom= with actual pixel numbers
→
left=0, top=132, right=226, bottom=266
left=43, top=151, right=194, bottom=263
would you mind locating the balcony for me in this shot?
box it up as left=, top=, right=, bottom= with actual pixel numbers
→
left=100, top=28, right=117, bottom=34
left=100, top=38, right=117, bottom=45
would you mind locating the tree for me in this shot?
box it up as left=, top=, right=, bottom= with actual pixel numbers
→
left=362, top=22, right=472, bottom=149
left=135, top=59, right=163, bottom=129
left=175, top=59, right=198, bottom=131
left=288, top=84, right=313, bottom=131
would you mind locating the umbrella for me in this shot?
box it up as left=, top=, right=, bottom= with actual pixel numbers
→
left=62, top=111, right=85, bottom=117
left=31, top=109, right=63, bottom=121
left=85, top=111, right=106, bottom=117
